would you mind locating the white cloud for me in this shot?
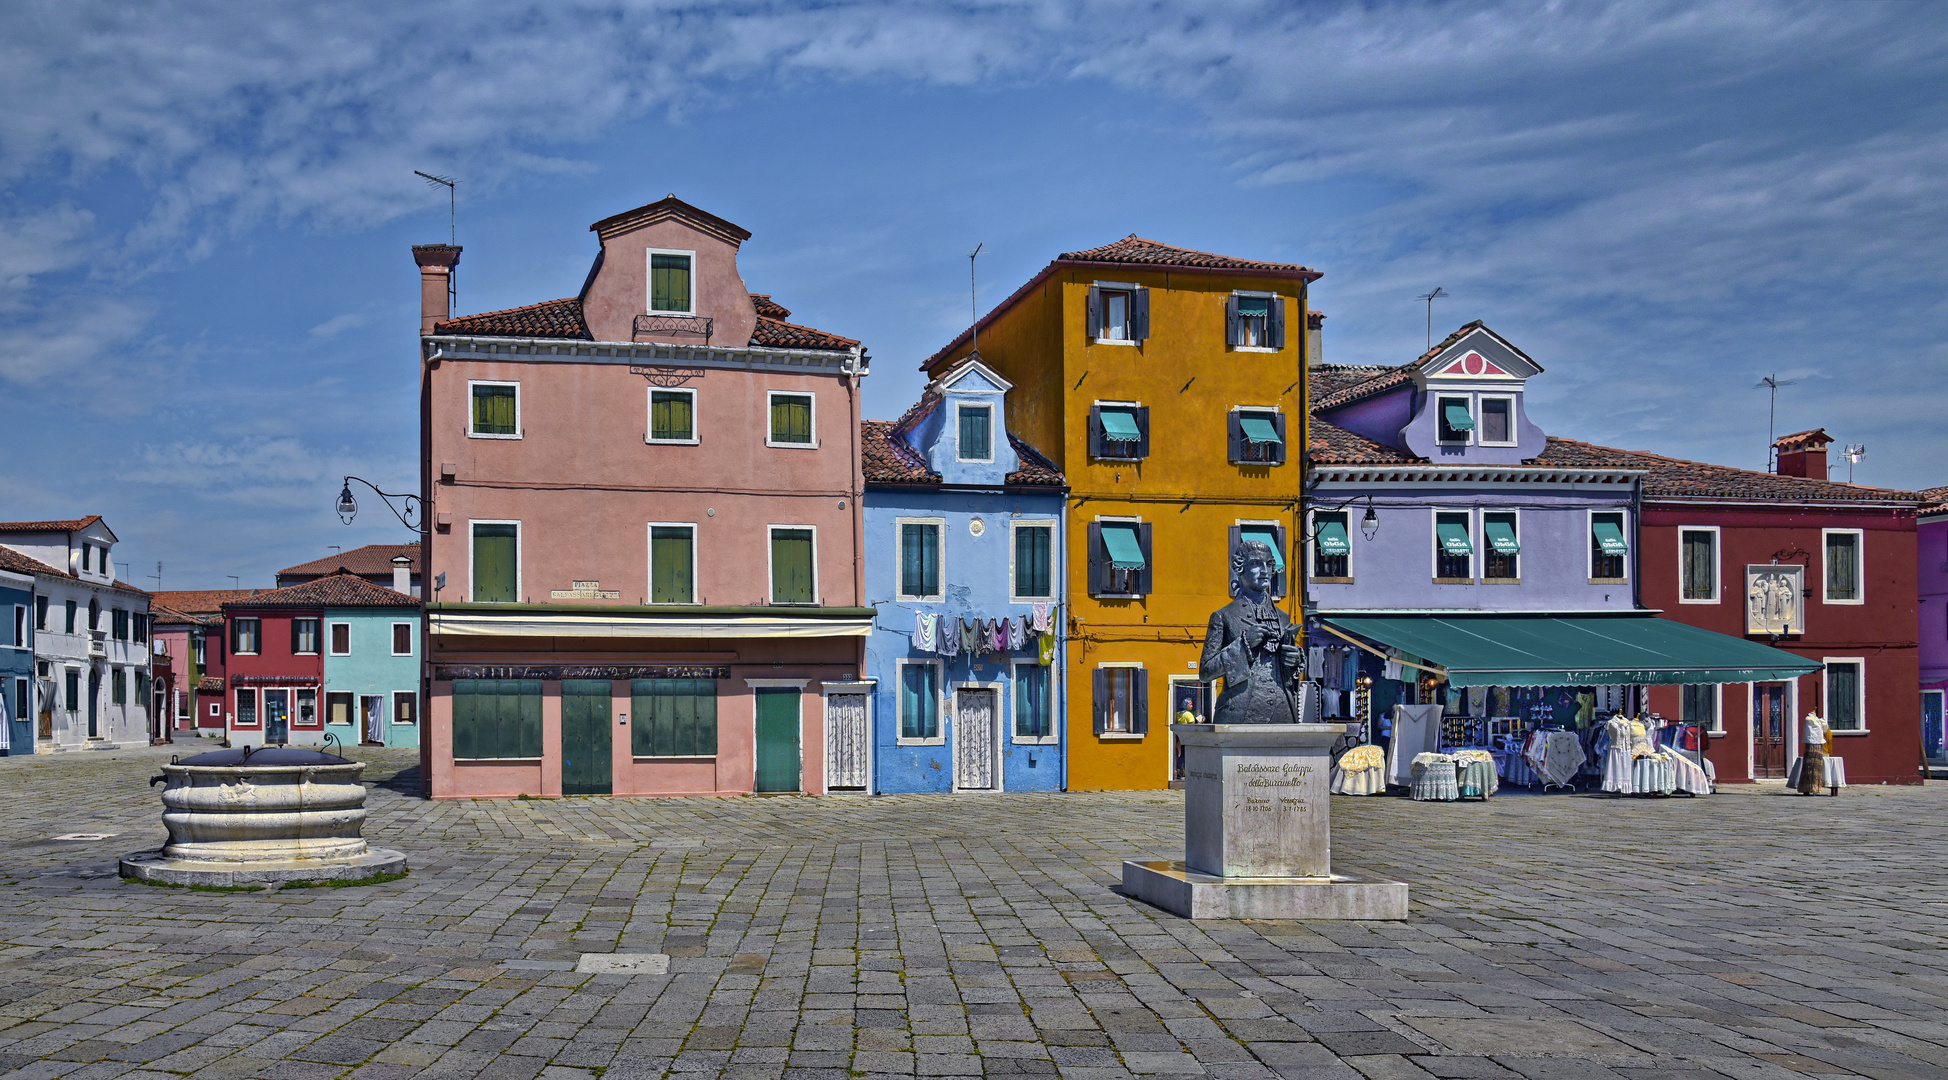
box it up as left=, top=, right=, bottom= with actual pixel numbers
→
left=308, top=312, right=368, bottom=340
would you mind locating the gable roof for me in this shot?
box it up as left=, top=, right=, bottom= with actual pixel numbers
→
left=1312, top=365, right=1417, bottom=411
left=278, top=544, right=420, bottom=580
left=862, top=393, right=1065, bottom=488
left=0, top=545, right=65, bottom=578
left=588, top=195, right=753, bottom=245
left=0, top=515, right=114, bottom=541
left=1308, top=416, right=1426, bottom=466
left=435, top=297, right=590, bottom=339
left=1536, top=438, right=1922, bottom=505
left=221, top=570, right=418, bottom=610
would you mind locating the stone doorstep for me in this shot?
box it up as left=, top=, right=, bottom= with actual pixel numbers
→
left=1121, top=859, right=1409, bottom=921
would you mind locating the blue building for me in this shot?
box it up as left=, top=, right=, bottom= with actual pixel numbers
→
left=1, top=563, right=33, bottom=754
left=862, top=357, right=1068, bottom=793
left=317, top=573, right=421, bottom=749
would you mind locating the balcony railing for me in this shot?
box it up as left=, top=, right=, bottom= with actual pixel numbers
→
left=87, top=630, right=107, bottom=659
left=633, top=314, right=713, bottom=344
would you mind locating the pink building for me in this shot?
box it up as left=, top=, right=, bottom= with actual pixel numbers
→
left=416, top=196, right=874, bottom=799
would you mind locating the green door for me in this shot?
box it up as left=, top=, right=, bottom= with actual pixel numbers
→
left=561, top=680, right=613, bottom=795
left=754, top=688, right=800, bottom=793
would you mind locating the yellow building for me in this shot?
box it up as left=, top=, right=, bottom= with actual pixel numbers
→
left=922, top=236, right=1319, bottom=790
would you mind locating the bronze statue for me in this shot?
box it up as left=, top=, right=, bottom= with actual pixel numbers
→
left=1200, top=539, right=1304, bottom=724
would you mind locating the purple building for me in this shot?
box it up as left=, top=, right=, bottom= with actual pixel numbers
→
left=1922, top=487, right=1947, bottom=765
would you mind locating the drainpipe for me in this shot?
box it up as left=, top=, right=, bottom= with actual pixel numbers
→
left=845, top=347, right=867, bottom=720
left=1631, top=474, right=1644, bottom=612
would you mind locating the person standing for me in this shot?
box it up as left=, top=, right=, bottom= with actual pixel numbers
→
left=1798, top=710, right=1830, bottom=795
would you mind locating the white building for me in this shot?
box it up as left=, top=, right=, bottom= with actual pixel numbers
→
left=0, top=517, right=152, bottom=750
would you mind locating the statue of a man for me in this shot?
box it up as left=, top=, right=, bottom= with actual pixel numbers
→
left=1200, top=539, right=1305, bottom=724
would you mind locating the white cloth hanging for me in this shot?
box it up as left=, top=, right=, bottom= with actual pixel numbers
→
left=1386, top=704, right=1443, bottom=787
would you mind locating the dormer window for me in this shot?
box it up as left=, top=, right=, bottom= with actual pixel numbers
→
left=80, top=544, right=92, bottom=572
left=1436, top=396, right=1474, bottom=444
left=1478, top=396, right=1514, bottom=446
left=647, top=250, right=695, bottom=314
left=956, top=404, right=992, bottom=462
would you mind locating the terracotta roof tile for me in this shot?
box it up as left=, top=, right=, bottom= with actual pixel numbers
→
left=151, top=603, right=221, bottom=627
left=1920, top=485, right=1948, bottom=511
left=1312, top=365, right=1416, bottom=411
left=749, top=294, right=791, bottom=320
left=749, top=315, right=857, bottom=351
left=196, top=676, right=224, bottom=692
left=0, top=545, right=65, bottom=578
left=1005, top=434, right=1066, bottom=487
left=1307, top=417, right=1425, bottom=466
left=222, top=570, right=418, bottom=610
left=278, top=544, right=420, bottom=579
left=0, top=515, right=103, bottom=534
left=1060, top=235, right=1320, bottom=277
left=1536, top=438, right=1922, bottom=504
left=1773, top=428, right=1833, bottom=452
left=151, top=589, right=262, bottom=615
left=861, top=420, right=939, bottom=484
left=435, top=297, right=590, bottom=338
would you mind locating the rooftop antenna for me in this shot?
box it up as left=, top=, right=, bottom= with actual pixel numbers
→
left=416, top=170, right=458, bottom=310
left=1754, top=374, right=1796, bottom=472
left=968, top=242, right=984, bottom=355
left=1842, top=444, right=1866, bottom=483
left=1416, top=287, right=1446, bottom=351
left=226, top=575, right=239, bottom=589
left=148, top=561, right=161, bottom=594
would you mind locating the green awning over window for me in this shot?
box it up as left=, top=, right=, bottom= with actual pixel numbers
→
left=1316, top=517, right=1350, bottom=556
left=1322, top=613, right=1821, bottom=688
left=1239, top=415, right=1281, bottom=445
left=1102, top=524, right=1147, bottom=570
left=1437, top=520, right=1472, bottom=555
left=1443, top=404, right=1475, bottom=431
left=1593, top=519, right=1628, bottom=555
left=1484, top=519, right=1520, bottom=555
left=1239, top=525, right=1284, bottom=571
left=1099, top=408, right=1141, bottom=441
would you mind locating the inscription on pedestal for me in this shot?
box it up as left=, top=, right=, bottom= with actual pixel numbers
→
left=1181, top=726, right=1338, bottom=880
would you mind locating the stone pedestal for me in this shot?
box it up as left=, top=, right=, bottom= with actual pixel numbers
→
left=1123, top=724, right=1407, bottom=920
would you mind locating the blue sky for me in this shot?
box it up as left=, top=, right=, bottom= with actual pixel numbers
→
left=3, top=1, right=1944, bottom=588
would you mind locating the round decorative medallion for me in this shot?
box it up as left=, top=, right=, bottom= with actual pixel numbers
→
left=968, top=518, right=986, bottom=537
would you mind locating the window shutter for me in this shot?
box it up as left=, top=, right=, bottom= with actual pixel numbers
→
left=1086, top=286, right=1103, bottom=340
left=290, top=620, right=301, bottom=655
left=1228, top=525, right=1241, bottom=597
left=1226, top=294, right=1241, bottom=346
left=1133, top=288, right=1150, bottom=341
left=1227, top=411, right=1243, bottom=464
left=1088, top=405, right=1104, bottom=459
left=1132, top=672, right=1149, bottom=734
left=519, top=681, right=543, bottom=759
left=1136, top=523, right=1155, bottom=595
left=453, top=684, right=476, bottom=760
left=1134, top=406, right=1151, bottom=459
left=1087, top=523, right=1106, bottom=596
left=1275, top=524, right=1289, bottom=597
left=1268, top=293, right=1286, bottom=349
left=1272, top=412, right=1288, bottom=465
left=1093, top=668, right=1108, bottom=734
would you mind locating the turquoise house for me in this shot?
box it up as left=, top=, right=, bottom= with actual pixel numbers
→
left=314, top=571, right=421, bottom=747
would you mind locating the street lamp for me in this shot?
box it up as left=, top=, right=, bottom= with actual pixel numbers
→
left=1360, top=496, right=1380, bottom=541
left=334, top=476, right=425, bottom=533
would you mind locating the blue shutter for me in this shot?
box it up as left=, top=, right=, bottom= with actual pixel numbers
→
left=1132, top=288, right=1150, bottom=341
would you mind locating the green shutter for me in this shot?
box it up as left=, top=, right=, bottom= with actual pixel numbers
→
left=651, top=391, right=693, bottom=441
left=1014, top=525, right=1051, bottom=597
left=772, top=529, right=815, bottom=604
left=651, top=527, right=694, bottom=603
left=473, top=524, right=518, bottom=602
left=651, top=253, right=692, bottom=313
left=633, top=678, right=719, bottom=757
left=770, top=395, right=812, bottom=444
left=901, top=523, right=938, bottom=598
left=958, top=406, right=991, bottom=459
left=472, top=384, right=517, bottom=435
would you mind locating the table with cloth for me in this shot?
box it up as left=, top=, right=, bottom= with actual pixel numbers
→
left=1409, top=753, right=1460, bottom=801
left=1452, top=748, right=1499, bottom=799
left=1331, top=744, right=1388, bottom=796
left=1631, top=753, right=1677, bottom=796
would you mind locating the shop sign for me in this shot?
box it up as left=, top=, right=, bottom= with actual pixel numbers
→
left=1745, top=564, right=1804, bottom=635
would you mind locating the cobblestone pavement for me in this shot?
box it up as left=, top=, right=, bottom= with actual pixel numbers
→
left=1, top=745, right=1944, bottom=1080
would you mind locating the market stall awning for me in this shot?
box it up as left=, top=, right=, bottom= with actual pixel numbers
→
left=428, top=604, right=877, bottom=639
left=1320, top=613, right=1819, bottom=687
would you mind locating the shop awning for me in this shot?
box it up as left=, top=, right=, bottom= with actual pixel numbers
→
left=1316, top=517, right=1350, bottom=556
left=1484, top=519, right=1520, bottom=555
left=1443, top=404, right=1475, bottom=431
left=1102, top=524, right=1147, bottom=569
left=1321, top=613, right=1820, bottom=687
left=1437, top=520, right=1472, bottom=555
left=1239, top=524, right=1285, bottom=571
left=1593, top=519, right=1628, bottom=555
left=1099, top=408, right=1142, bottom=441
left=1239, top=415, right=1281, bottom=446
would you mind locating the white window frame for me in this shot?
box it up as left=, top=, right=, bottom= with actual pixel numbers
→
left=1307, top=507, right=1355, bottom=584
left=1010, top=659, right=1058, bottom=746
left=1432, top=508, right=1475, bottom=582
left=466, top=380, right=522, bottom=440
left=233, top=617, right=261, bottom=656
left=1094, top=514, right=1147, bottom=598
left=1822, top=656, right=1867, bottom=734
left=1480, top=508, right=1520, bottom=583
left=646, top=386, right=700, bottom=445
left=766, top=524, right=820, bottom=606
left=1681, top=683, right=1724, bottom=735
left=894, top=658, right=945, bottom=747
left=1008, top=519, right=1059, bottom=605
left=765, top=390, right=819, bottom=449
left=1230, top=290, right=1279, bottom=353
left=392, top=690, right=417, bottom=726
left=234, top=687, right=259, bottom=728
left=1476, top=393, right=1518, bottom=447
left=1096, top=661, right=1145, bottom=740
left=955, top=402, right=994, bottom=462
left=645, top=521, right=699, bottom=605
left=1588, top=508, right=1629, bottom=583
left=1435, top=394, right=1474, bottom=446
left=645, top=247, right=698, bottom=316
left=1092, top=280, right=1139, bottom=345
left=1821, top=528, right=1865, bottom=605
left=1678, top=525, right=1721, bottom=604
left=390, top=622, right=415, bottom=656
left=468, top=519, right=523, bottom=604
left=1231, top=405, right=1284, bottom=464
left=894, top=517, right=945, bottom=604
left=328, top=621, right=352, bottom=656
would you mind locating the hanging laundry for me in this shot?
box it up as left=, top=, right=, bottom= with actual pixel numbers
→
left=1307, top=647, right=1326, bottom=679
left=939, top=619, right=961, bottom=657
left=1006, top=617, right=1024, bottom=651
left=914, top=611, right=935, bottom=653
left=1038, top=633, right=1056, bottom=666
left=1031, top=603, right=1051, bottom=632
left=959, top=619, right=979, bottom=656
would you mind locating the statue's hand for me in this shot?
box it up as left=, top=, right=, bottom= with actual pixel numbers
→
left=1279, top=645, right=1303, bottom=672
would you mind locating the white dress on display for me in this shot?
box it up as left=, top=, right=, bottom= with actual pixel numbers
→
left=1599, top=714, right=1636, bottom=793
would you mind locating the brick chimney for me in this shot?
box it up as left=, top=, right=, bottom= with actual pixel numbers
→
left=1773, top=427, right=1832, bottom=478
left=412, top=244, right=462, bottom=336
left=1307, top=311, right=1326, bottom=365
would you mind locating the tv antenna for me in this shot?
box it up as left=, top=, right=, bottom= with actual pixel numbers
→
left=968, top=242, right=984, bottom=354
left=1754, top=374, right=1796, bottom=472
left=148, top=561, right=161, bottom=594
left=1841, top=444, right=1865, bottom=483
left=1416, top=287, right=1446, bottom=351
left=226, top=575, right=239, bottom=589
left=416, top=170, right=458, bottom=310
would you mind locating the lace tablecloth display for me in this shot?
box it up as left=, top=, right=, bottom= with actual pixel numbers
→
left=1331, top=744, right=1387, bottom=796
left=1454, top=750, right=1498, bottom=799
left=1410, top=754, right=1459, bottom=801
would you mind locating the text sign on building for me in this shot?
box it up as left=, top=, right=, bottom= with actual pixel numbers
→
left=1745, top=564, right=1804, bottom=636
left=550, top=580, right=621, bottom=600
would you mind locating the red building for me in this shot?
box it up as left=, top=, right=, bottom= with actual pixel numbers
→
left=1545, top=431, right=1923, bottom=784
left=221, top=586, right=326, bottom=745
left=152, top=590, right=255, bottom=736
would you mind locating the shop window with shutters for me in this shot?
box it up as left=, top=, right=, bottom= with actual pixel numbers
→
left=451, top=679, right=543, bottom=759
left=1824, top=530, right=1862, bottom=603
left=1478, top=396, right=1515, bottom=445
left=648, top=250, right=694, bottom=314
left=1226, top=292, right=1285, bottom=349
left=648, top=388, right=697, bottom=444
left=1229, top=522, right=1288, bottom=597
left=1312, top=511, right=1351, bottom=581
left=235, top=688, right=257, bottom=727
left=1012, top=522, right=1054, bottom=602
left=1825, top=660, right=1863, bottom=732
left=1088, top=520, right=1152, bottom=597
left=1087, top=283, right=1148, bottom=343
left=1590, top=512, right=1628, bottom=581
left=898, top=520, right=942, bottom=602
left=1094, top=666, right=1147, bottom=736
left=957, top=404, right=992, bottom=461
left=1088, top=403, right=1148, bottom=461
left=292, top=618, right=320, bottom=655
left=898, top=660, right=942, bottom=743
left=649, top=524, right=696, bottom=604
left=1437, top=396, right=1474, bottom=444
left=327, top=691, right=354, bottom=726
left=1434, top=512, right=1473, bottom=581
left=1482, top=511, right=1519, bottom=581
left=1681, top=528, right=1718, bottom=602
left=1228, top=408, right=1286, bottom=465
left=1682, top=684, right=1720, bottom=733
left=770, top=527, right=816, bottom=605
left=632, top=678, right=717, bottom=757
left=233, top=618, right=260, bottom=655
left=469, top=381, right=520, bottom=438
left=472, top=522, right=519, bottom=603
left=394, top=692, right=416, bottom=726
left=392, top=622, right=413, bottom=655
left=768, top=392, right=815, bottom=447
left=1014, top=662, right=1054, bottom=742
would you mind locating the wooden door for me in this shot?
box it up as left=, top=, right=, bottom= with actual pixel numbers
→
left=754, top=688, right=801, bottom=793
left=1753, top=682, right=1787, bottom=778
left=561, top=680, right=613, bottom=795
left=954, top=689, right=997, bottom=791
left=825, top=694, right=868, bottom=790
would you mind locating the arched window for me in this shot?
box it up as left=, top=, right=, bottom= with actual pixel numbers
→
left=88, top=597, right=100, bottom=631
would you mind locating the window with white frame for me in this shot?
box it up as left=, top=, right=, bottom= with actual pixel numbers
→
left=472, top=521, right=521, bottom=603
left=468, top=381, right=520, bottom=438
left=329, top=623, right=351, bottom=655
left=898, top=660, right=942, bottom=743
left=1682, top=684, right=1721, bottom=733
left=647, top=249, right=695, bottom=314
left=1823, top=529, right=1862, bottom=603
left=1094, top=665, right=1146, bottom=735
left=1680, top=527, right=1719, bottom=602
left=649, top=524, right=696, bottom=604
left=393, top=691, right=417, bottom=726
left=232, top=617, right=261, bottom=655
left=1010, top=521, right=1055, bottom=602
left=1434, top=511, right=1473, bottom=580
left=648, top=387, right=697, bottom=443
left=1482, top=510, right=1519, bottom=580
left=956, top=403, right=992, bottom=461
left=1590, top=511, right=1628, bottom=581
left=1013, top=661, right=1054, bottom=741
left=1436, top=396, right=1474, bottom=444
left=391, top=623, right=414, bottom=656
left=1087, top=283, right=1147, bottom=343
left=235, top=687, right=258, bottom=727
left=1478, top=395, right=1515, bottom=445
left=1824, top=659, right=1864, bottom=732
left=897, top=519, right=942, bottom=602
left=768, top=391, right=815, bottom=447
left=292, top=618, right=320, bottom=655
left=769, top=526, right=817, bottom=605
left=1226, top=292, right=1284, bottom=349
left=1312, top=510, right=1350, bottom=580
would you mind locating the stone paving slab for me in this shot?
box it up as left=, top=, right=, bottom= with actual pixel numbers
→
left=0, top=745, right=1942, bottom=1080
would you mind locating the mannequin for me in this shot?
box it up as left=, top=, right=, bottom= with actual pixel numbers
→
left=1798, top=711, right=1830, bottom=795
left=1599, top=711, right=1635, bottom=793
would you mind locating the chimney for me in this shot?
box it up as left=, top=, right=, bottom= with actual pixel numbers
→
left=1773, top=428, right=1832, bottom=478
left=391, top=554, right=413, bottom=595
left=413, top=244, right=462, bottom=336
left=1307, top=310, right=1326, bottom=366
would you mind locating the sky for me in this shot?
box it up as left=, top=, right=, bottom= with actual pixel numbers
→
left=2, top=1, right=1944, bottom=589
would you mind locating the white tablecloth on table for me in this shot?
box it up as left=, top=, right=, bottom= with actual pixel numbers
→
left=1787, top=755, right=1847, bottom=791
left=1410, top=756, right=1459, bottom=801
left=1631, top=756, right=1676, bottom=796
